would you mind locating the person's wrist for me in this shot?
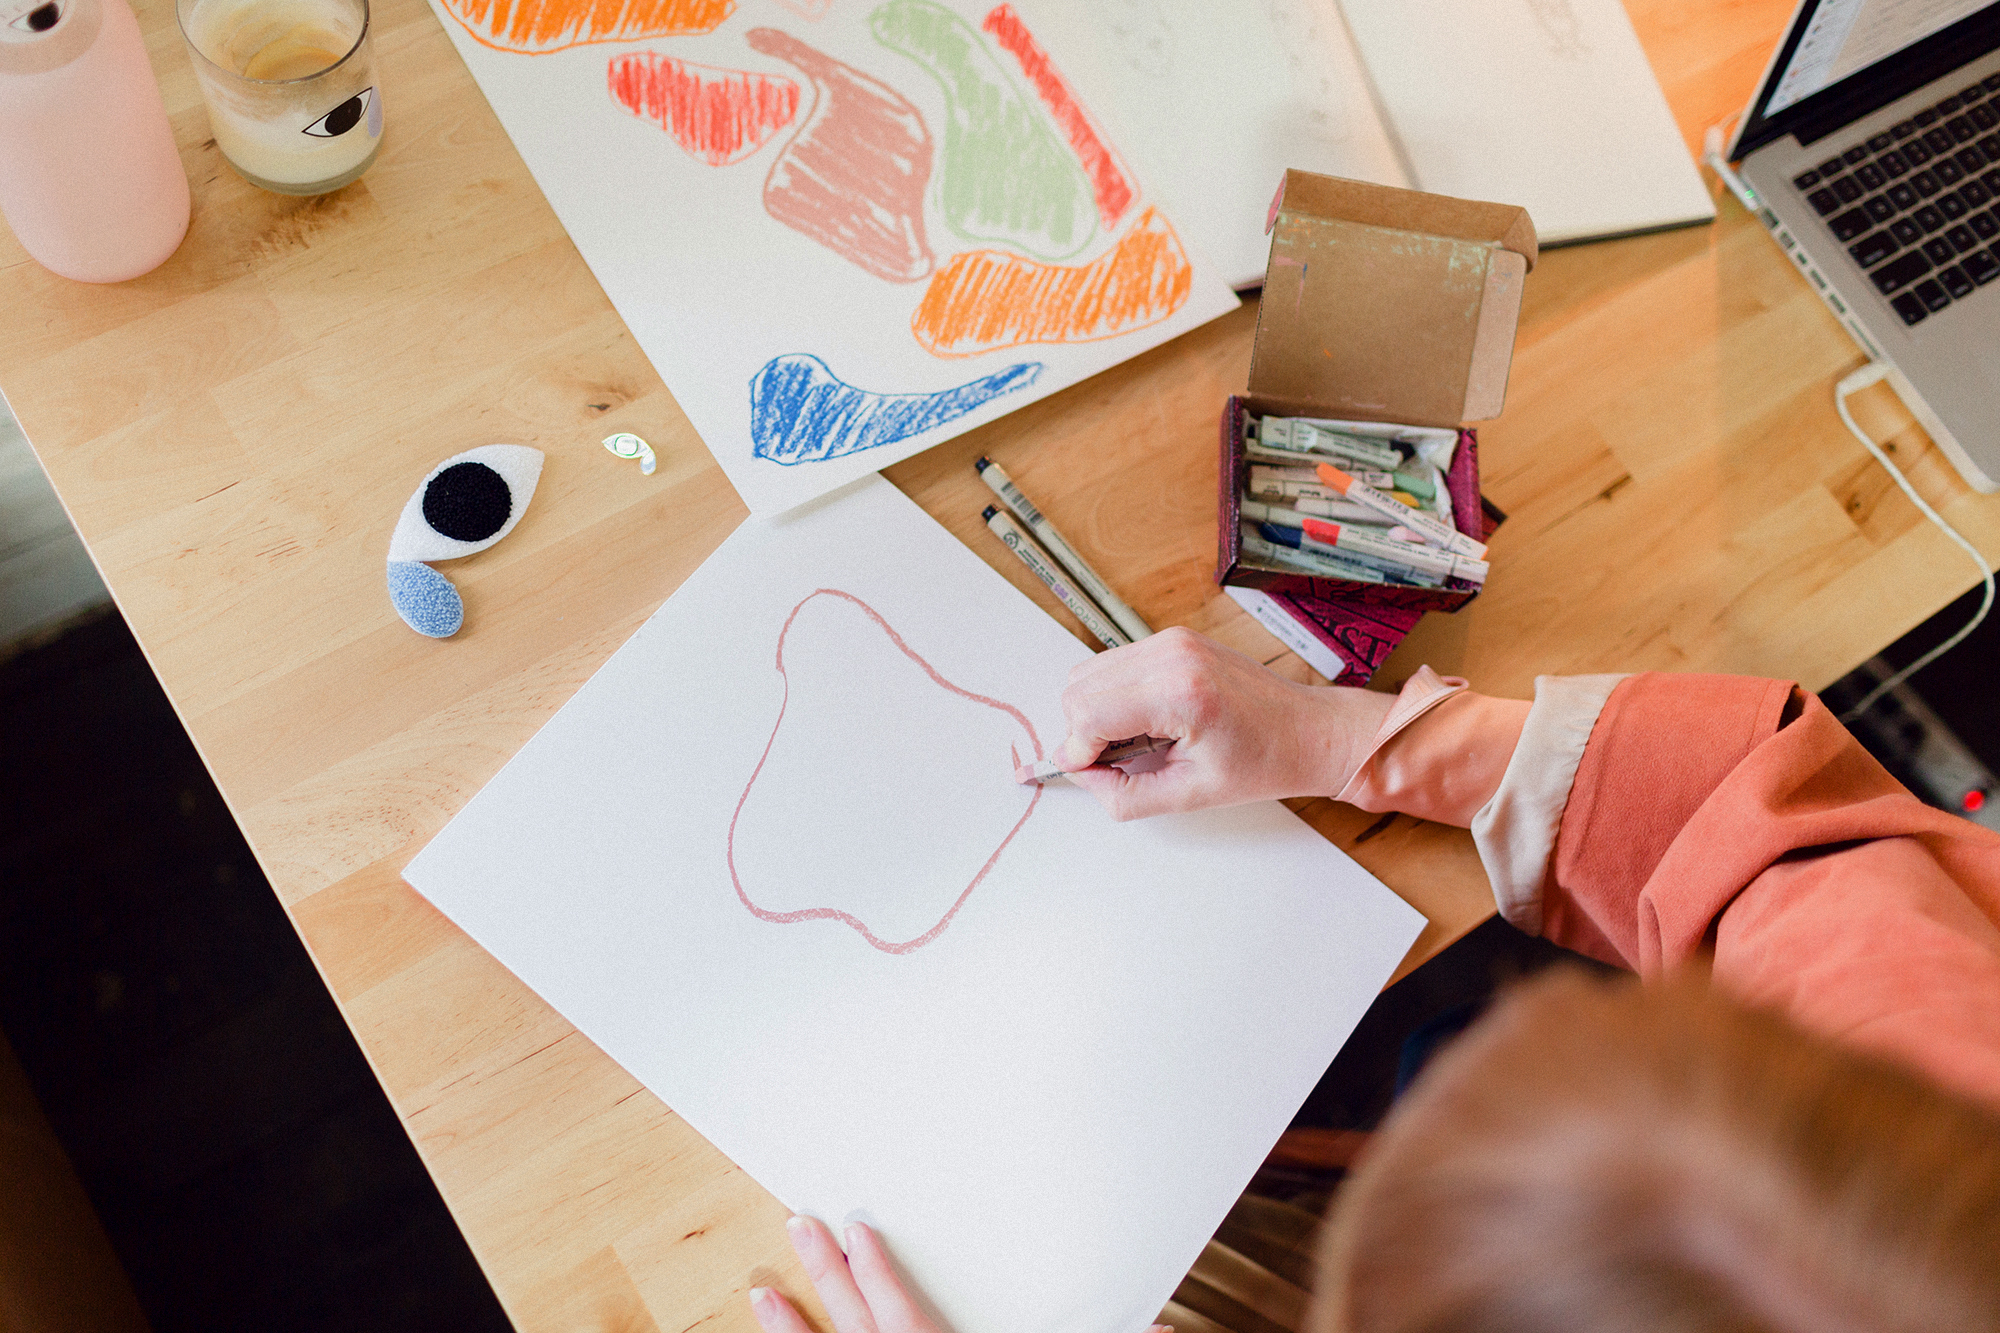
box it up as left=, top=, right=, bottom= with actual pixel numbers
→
left=1293, top=683, right=1398, bottom=799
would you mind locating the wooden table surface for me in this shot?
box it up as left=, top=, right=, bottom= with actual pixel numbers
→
left=7, top=0, right=1996, bottom=1326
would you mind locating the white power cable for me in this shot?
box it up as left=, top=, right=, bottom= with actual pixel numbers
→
left=1832, top=362, right=1995, bottom=722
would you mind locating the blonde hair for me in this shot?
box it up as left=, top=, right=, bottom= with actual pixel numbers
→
left=1312, top=970, right=2000, bottom=1333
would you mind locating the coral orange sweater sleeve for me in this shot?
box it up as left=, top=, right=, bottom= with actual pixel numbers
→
left=1547, top=673, right=2000, bottom=1110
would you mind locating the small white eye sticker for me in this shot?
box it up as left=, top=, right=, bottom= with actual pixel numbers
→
left=303, top=86, right=376, bottom=139
left=9, top=2, right=62, bottom=30
left=387, top=444, right=544, bottom=638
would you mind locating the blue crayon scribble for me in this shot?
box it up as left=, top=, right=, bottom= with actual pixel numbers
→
left=750, top=353, right=1042, bottom=465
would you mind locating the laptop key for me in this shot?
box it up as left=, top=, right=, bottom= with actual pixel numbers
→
left=1948, top=116, right=1977, bottom=143
left=1925, top=127, right=1955, bottom=153
left=1888, top=181, right=1919, bottom=210
left=1964, top=181, right=1991, bottom=208
left=1917, top=108, right=1939, bottom=127
left=1808, top=187, right=1841, bottom=215
left=1960, top=148, right=1990, bottom=176
left=1947, top=224, right=1979, bottom=254
left=1941, top=265, right=1974, bottom=299
left=1970, top=210, right=2000, bottom=240
left=1843, top=144, right=1870, bottom=164
left=1830, top=207, right=1872, bottom=240
left=1819, top=155, right=1846, bottom=176
left=1865, top=195, right=1896, bottom=222
left=1872, top=250, right=1933, bottom=294
left=1856, top=162, right=1886, bottom=190
left=1869, top=131, right=1896, bottom=151
left=1985, top=169, right=2000, bottom=193
left=1915, top=278, right=1952, bottom=312
left=1894, top=119, right=1918, bottom=138
left=1793, top=168, right=1821, bottom=190
left=1890, top=291, right=1928, bottom=324
left=1965, top=250, right=2000, bottom=284
left=1940, top=96, right=1963, bottom=115
left=1912, top=170, right=1941, bottom=196
left=1975, top=105, right=1999, bottom=130
left=1904, top=139, right=1933, bottom=165
left=1915, top=204, right=1946, bottom=232
left=1923, top=237, right=1957, bottom=264
left=1892, top=217, right=1924, bottom=245
left=1936, top=158, right=1964, bottom=185
left=1971, top=84, right=1992, bottom=103
left=1940, top=193, right=1969, bottom=220
left=1849, top=231, right=1900, bottom=268
left=1988, top=73, right=2000, bottom=90
left=1834, top=175, right=1864, bottom=201
left=1980, top=135, right=2000, bottom=163
left=1881, top=149, right=1910, bottom=176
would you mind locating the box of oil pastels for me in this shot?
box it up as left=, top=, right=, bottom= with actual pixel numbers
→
left=1217, top=170, right=1533, bottom=652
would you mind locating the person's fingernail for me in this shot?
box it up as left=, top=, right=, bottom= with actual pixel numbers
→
left=784, top=1214, right=814, bottom=1256
left=749, top=1287, right=772, bottom=1306
left=1060, top=735, right=1097, bottom=767
left=748, top=1288, right=777, bottom=1327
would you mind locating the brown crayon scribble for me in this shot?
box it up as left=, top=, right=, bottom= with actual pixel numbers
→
left=747, top=27, right=935, bottom=283
left=440, top=0, right=733, bottom=54
left=910, top=205, right=1191, bottom=357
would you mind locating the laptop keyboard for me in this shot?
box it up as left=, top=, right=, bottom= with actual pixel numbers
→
left=1794, top=71, right=2000, bottom=326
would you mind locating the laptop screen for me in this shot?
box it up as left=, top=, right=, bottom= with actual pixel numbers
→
left=1767, top=0, right=1992, bottom=114
left=1736, top=0, right=2000, bottom=155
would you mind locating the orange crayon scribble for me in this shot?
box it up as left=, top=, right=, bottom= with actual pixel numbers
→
left=981, top=3, right=1134, bottom=229
left=910, top=206, right=1192, bottom=358
left=608, top=53, right=800, bottom=166
left=441, top=0, right=734, bottom=54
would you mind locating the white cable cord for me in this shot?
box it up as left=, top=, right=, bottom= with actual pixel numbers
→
left=1833, top=362, right=1995, bottom=722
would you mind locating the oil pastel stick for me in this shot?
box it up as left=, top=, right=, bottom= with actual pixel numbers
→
left=1240, top=523, right=1390, bottom=584
left=977, top=457, right=1152, bottom=643
left=1299, top=518, right=1488, bottom=584
left=1016, top=734, right=1174, bottom=785
left=1254, top=417, right=1403, bottom=469
left=983, top=505, right=1130, bottom=650
left=1258, top=522, right=1444, bottom=587
left=1314, top=464, right=1487, bottom=559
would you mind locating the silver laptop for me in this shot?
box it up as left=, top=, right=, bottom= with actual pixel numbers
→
left=1730, top=1, right=2000, bottom=491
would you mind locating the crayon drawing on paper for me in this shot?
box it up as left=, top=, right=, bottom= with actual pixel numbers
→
left=727, top=588, right=1044, bottom=953
left=426, top=0, right=1238, bottom=511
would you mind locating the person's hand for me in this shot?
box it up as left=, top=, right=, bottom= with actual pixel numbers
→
left=749, top=1216, right=1172, bottom=1333
left=1055, top=627, right=1396, bottom=821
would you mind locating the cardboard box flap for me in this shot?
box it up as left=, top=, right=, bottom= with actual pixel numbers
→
left=1250, top=171, right=1537, bottom=427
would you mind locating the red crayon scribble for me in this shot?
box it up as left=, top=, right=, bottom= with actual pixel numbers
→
left=727, top=590, right=1042, bottom=955
left=748, top=28, right=936, bottom=283
left=910, top=205, right=1192, bottom=358
left=608, top=53, right=801, bottom=167
left=440, top=0, right=733, bottom=54
left=981, top=3, right=1134, bottom=230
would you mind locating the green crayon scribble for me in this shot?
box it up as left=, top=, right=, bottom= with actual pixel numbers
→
left=869, top=0, right=1096, bottom=261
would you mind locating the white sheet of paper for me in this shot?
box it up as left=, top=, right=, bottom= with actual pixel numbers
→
left=403, top=476, right=1423, bottom=1332
left=1010, top=0, right=1411, bottom=290
left=427, top=0, right=1240, bottom=514
left=1339, top=0, right=1716, bottom=245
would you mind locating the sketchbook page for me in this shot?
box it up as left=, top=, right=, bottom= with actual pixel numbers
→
left=1339, top=0, right=1715, bottom=244
left=1010, top=0, right=1410, bottom=290
left=425, top=0, right=1239, bottom=515
left=404, top=475, right=1423, bottom=1333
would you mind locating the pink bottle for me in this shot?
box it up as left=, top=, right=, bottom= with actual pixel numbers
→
left=0, top=0, right=189, bottom=283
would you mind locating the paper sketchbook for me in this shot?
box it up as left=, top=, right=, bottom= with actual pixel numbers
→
left=1018, top=0, right=1716, bottom=288
left=403, top=476, right=1423, bottom=1332
left=428, top=0, right=1241, bottom=513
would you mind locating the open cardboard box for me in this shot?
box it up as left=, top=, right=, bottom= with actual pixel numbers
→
left=1218, top=171, right=1536, bottom=676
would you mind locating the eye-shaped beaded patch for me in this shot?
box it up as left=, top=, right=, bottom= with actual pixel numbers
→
left=387, top=445, right=544, bottom=638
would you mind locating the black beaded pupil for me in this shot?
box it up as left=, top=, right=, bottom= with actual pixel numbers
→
left=320, top=94, right=364, bottom=137
left=27, top=4, right=60, bottom=29
left=422, top=462, right=512, bottom=543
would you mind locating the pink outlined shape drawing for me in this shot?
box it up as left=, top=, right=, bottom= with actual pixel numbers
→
left=727, top=589, right=1043, bottom=954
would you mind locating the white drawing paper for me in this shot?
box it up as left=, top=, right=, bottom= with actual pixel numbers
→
left=403, top=475, right=1424, bottom=1333
left=427, top=0, right=1241, bottom=514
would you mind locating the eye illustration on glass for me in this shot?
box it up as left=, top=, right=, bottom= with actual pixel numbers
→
left=303, top=86, right=380, bottom=139
left=387, top=445, right=544, bottom=638
left=9, top=2, right=62, bottom=30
